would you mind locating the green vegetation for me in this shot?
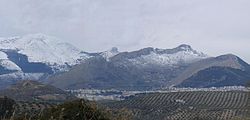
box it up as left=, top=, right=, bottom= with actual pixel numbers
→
left=2, top=89, right=250, bottom=120
left=14, top=101, right=56, bottom=119
left=0, top=96, right=15, bottom=119
left=36, top=99, right=131, bottom=120
left=0, top=98, right=131, bottom=120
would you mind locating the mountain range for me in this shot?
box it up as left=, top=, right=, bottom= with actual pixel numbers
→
left=0, top=34, right=249, bottom=90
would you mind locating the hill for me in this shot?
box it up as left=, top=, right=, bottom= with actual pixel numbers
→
left=177, top=66, right=250, bottom=87
left=0, top=80, right=76, bottom=102
left=173, top=54, right=250, bottom=87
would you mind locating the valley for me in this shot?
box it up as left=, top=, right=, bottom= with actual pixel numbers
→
left=68, top=86, right=249, bottom=101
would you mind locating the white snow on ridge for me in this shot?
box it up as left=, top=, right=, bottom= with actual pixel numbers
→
left=101, top=47, right=119, bottom=61
left=0, top=33, right=90, bottom=66
left=0, top=51, right=21, bottom=71
left=0, top=60, right=22, bottom=71
left=0, top=71, right=44, bottom=80
left=0, top=51, right=8, bottom=59
left=129, top=48, right=208, bottom=67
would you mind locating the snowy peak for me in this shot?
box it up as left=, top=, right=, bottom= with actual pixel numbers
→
left=101, top=47, right=120, bottom=60
left=0, top=33, right=90, bottom=67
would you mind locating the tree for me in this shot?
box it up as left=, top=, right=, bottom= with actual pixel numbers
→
left=0, top=96, right=16, bottom=119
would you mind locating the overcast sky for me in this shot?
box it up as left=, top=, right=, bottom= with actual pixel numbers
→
left=0, top=0, right=250, bottom=62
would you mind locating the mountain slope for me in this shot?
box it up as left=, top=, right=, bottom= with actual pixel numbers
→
left=0, top=34, right=94, bottom=89
left=0, top=33, right=90, bottom=69
left=1, top=33, right=249, bottom=90
left=47, top=46, right=250, bottom=90
left=172, top=54, right=250, bottom=87
left=47, top=45, right=209, bottom=90
left=176, top=66, right=250, bottom=88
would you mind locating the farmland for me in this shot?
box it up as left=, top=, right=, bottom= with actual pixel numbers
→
left=105, top=91, right=250, bottom=120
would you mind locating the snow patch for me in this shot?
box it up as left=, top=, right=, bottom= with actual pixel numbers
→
left=0, top=60, right=21, bottom=71
left=0, top=51, right=8, bottom=59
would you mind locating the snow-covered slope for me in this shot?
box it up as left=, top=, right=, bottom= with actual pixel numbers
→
left=0, top=34, right=93, bottom=89
left=0, top=33, right=90, bottom=67
left=111, top=44, right=209, bottom=67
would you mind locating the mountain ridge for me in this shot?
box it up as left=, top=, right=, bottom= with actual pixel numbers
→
left=0, top=33, right=249, bottom=90
left=46, top=44, right=250, bottom=90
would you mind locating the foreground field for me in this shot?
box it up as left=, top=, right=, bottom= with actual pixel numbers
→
left=105, top=91, right=250, bottom=120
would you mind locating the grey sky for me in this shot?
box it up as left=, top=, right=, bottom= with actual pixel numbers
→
left=0, top=0, right=250, bottom=62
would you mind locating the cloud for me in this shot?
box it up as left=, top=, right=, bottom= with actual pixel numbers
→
left=0, top=0, right=250, bottom=62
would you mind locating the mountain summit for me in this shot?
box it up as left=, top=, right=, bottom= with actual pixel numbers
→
left=0, top=34, right=92, bottom=89
left=110, top=44, right=208, bottom=67
left=0, top=33, right=90, bottom=66
left=100, top=47, right=120, bottom=60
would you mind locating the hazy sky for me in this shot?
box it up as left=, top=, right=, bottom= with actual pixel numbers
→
left=0, top=0, right=250, bottom=62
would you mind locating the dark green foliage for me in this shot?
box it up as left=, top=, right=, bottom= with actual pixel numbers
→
left=0, top=96, right=15, bottom=119
left=14, top=101, right=56, bottom=119
left=40, top=99, right=108, bottom=120
left=36, top=99, right=131, bottom=120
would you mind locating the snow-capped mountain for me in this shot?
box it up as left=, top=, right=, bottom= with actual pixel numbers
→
left=1, top=33, right=249, bottom=90
left=0, top=33, right=90, bottom=68
left=0, top=34, right=92, bottom=89
left=47, top=44, right=213, bottom=90
left=111, top=44, right=208, bottom=67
